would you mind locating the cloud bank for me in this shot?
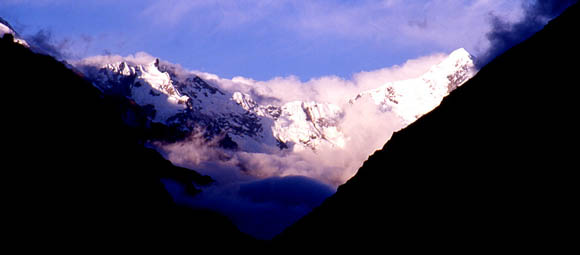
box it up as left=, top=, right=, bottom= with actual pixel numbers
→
left=196, top=53, right=447, bottom=106
left=162, top=175, right=334, bottom=239
left=144, top=52, right=447, bottom=187
left=117, top=51, right=452, bottom=238
left=105, top=48, right=463, bottom=240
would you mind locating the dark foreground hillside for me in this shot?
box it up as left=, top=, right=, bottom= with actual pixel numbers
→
left=1, top=34, right=258, bottom=250
left=276, top=3, right=579, bottom=251
left=2, top=3, right=578, bottom=251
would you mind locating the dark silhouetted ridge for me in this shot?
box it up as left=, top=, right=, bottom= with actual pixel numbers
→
left=1, top=33, right=259, bottom=250
left=275, top=3, right=579, bottom=252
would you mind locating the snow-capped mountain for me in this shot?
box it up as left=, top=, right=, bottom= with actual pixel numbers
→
left=77, top=58, right=277, bottom=152
left=350, top=48, right=476, bottom=125
left=0, top=18, right=29, bottom=47
left=74, top=48, right=475, bottom=152
left=232, top=91, right=345, bottom=150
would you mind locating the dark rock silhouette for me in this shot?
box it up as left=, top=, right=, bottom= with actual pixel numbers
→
left=2, top=2, right=578, bottom=250
left=275, top=3, right=579, bottom=252
left=1, top=33, right=258, bottom=250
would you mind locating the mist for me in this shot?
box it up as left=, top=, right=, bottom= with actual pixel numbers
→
left=149, top=53, right=447, bottom=187
left=196, top=53, right=447, bottom=107
left=148, top=53, right=449, bottom=238
left=73, top=49, right=463, bottom=239
left=25, top=29, right=70, bottom=60
left=478, top=0, right=577, bottom=67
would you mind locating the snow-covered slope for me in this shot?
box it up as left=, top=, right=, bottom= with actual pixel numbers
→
left=74, top=48, right=475, bottom=153
left=77, top=58, right=280, bottom=152
left=0, top=18, right=29, bottom=47
left=351, top=48, right=476, bottom=124
left=233, top=91, right=345, bottom=150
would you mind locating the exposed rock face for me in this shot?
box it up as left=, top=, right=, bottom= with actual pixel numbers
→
left=75, top=48, right=475, bottom=152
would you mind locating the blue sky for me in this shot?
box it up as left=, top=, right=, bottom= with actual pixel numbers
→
left=1, top=0, right=524, bottom=81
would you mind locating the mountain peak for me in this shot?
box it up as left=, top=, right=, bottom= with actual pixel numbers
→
left=275, top=3, right=580, bottom=247
left=433, top=48, right=475, bottom=74
left=73, top=48, right=476, bottom=155
left=448, top=47, right=471, bottom=59
left=351, top=48, right=476, bottom=124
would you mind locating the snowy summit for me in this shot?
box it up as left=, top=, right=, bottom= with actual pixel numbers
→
left=73, top=48, right=476, bottom=155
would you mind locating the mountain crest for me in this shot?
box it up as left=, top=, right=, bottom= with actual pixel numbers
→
left=0, top=17, right=29, bottom=47
left=351, top=48, right=476, bottom=124
left=74, top=48, right=476, bottom=152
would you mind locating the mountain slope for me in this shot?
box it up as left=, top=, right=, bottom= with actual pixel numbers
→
left=1, top=33, right=258, bottom=250
left=75, top=49, right=475, bottom=152
left=350, top=48, right=475, bottom=125
left=275, top=3, right=579, bottom=251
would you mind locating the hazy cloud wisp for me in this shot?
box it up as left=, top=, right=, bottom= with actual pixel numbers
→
left=478, top=0, right=577, bottom=67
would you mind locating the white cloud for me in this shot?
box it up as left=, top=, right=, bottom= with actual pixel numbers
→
left=138, top=0, right=525, bottom=58
left=73, top=40, right=467, bottom=238
left=197, top=52, right=446, bottom=106
left=149, top=50, right=447, bottom=187
left=141, top=48, right=459, bottom=239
